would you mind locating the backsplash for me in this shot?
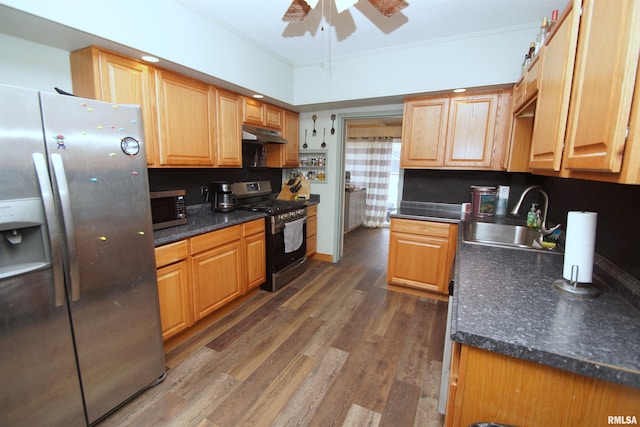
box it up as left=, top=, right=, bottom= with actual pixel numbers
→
left=402, top=169, right=640, bottom=281
left=147, top=168, right=283, bottom=206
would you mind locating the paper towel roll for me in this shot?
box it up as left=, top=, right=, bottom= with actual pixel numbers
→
left=562, top=211, right=598, bottom=283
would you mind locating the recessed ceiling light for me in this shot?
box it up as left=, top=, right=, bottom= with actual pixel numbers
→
left=141, top=55, right=159, bottom=63
left=252, top=94, right=264, bottom=99
left=453, top=88, right=466, bottom=93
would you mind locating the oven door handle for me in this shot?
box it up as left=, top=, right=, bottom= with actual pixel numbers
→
left=274, top=217, right=307, bottom=234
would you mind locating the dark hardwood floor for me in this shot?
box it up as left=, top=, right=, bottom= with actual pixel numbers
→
left=99, top=227, right=448, bottom=427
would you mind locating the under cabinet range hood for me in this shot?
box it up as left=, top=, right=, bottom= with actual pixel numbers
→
left=242, top=124, right=287, bottom=144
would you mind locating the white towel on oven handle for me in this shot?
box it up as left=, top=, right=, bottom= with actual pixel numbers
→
left=284, top=217, right=304, bottom=253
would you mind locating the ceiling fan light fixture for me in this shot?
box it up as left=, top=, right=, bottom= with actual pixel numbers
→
left=282, top=0, right=312, bottom=23
left=367, top=0, right=409, bottom=17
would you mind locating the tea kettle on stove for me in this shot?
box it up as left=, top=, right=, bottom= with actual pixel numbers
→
left=209, top=181, right=237, bottom=212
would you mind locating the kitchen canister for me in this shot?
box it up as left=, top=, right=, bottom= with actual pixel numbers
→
left=470, top=186, right=497, bottom=217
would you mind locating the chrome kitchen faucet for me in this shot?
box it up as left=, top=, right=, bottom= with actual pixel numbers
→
left=510, top=185, right=561, bottom=235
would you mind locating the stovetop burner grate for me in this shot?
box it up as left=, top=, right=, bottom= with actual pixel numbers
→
left=239, top=199, right=306, bottom=215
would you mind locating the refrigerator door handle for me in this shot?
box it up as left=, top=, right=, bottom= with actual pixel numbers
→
left=32, top=153, right=65, bottom=307
left=51, top=153, right=81, bottom=302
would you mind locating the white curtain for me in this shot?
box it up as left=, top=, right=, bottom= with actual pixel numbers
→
left=345, top=137, right=393, bottom=228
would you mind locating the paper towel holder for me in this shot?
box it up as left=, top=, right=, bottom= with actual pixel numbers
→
left=553, top=265, right=599, bottom=298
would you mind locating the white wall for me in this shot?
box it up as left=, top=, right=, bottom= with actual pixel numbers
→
left=0, top=0, right=294, bottom=103
left=293, top=25, right=536, bottom=106
left=0, top=34, right=71, bottom=92
left=298, top=104, right=403, bottom=260
left=0, top=0, right=539, bottom=107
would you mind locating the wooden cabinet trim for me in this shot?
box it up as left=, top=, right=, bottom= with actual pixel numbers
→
left=189, top=225, right=242, bottom=255
left=155, top=240, right=189, bottom=268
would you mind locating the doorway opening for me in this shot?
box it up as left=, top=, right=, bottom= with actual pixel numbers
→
left=343, top=117, right=403, bottom=233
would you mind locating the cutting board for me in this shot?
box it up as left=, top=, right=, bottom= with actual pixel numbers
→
left=277, top=177, right=310, bottom=200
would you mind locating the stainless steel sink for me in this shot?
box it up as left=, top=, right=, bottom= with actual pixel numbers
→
left=462, top=221, right=561, bottom=253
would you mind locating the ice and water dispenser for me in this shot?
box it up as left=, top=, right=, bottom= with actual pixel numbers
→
left=0, top=198, right=51, bottom=280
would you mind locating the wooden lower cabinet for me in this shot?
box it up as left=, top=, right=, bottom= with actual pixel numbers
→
left=190, top=226, right=243, bottom=321
left=242, top=219, right=266, bottom=291
left=387, top=218, right=457, bottom=295
left=155, top=240, right=192, bottom=341
left=306, top=204, right=318, bottom=257
left=155, top=222, right=266, bottom=342
left=446, top=343, right=640, bottom=427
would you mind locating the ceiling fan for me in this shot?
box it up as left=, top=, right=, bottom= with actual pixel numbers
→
left=283, top=0, right=409, bottom=22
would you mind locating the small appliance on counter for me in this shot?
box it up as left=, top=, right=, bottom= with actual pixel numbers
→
left=470, top=186, right=497, bottom=217
left=210, top=181, right=237, bottom=212
left=150, top=189, right=187, bottom=230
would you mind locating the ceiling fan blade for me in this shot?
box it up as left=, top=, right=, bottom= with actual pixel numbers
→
left=335, top=0, right=357, bottom=13
left=367, top=0, right=409, bottom=17
left=282, top=0, right=312, bottom=23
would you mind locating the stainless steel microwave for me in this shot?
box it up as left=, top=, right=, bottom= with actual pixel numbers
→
left=150, top=190, right=187, bottom=230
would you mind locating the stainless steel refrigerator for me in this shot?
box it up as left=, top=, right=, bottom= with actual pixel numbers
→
left=0, top=84, right=166, bottom=426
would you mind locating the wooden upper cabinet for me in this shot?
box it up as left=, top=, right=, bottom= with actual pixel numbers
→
left=265, top=109, right=300, bottom=168
left=215, top=88, right=242, bottom=167
left=445, top=94, right=498, bottom=168
left=564, top=0, right=640, bottom=173
left=155, top=69, right=216, bottom=167
left=282, top=110, right=300, bottom=166
left=401, top=97, right=449, bottom=167
left=70, top=47, right=158, bottom=166
left=243, top=97, right=265, bottom=126
left=265, top=104, right=283, bottom=130
left=242, top=97, right=283, bottom=131
left=529, top=3, right=580, bottom=171
left=402, top=91, right=510, bottom=169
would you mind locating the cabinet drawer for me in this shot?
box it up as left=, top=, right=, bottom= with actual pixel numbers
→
left=390, top=218, right=452, bottom=238
left=242, top=218, right=265, bottom=237
left=189, top=225, right=241, bottom=255
left=155, top=240, right=189, bottom=268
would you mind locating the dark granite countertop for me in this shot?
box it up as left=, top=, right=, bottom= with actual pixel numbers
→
left=153, top=196, right=320, bottom=247
left=390, top=200, right=640, bottom=389
left=389, top=201, right=465, bottom=223
left=153, top=205, right=265, bottom=247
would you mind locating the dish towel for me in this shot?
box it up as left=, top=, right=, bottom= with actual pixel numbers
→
left=284, top=218, right=304, bottom=253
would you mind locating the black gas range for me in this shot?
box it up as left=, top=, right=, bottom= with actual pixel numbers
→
left=232, top=181, right=307, bottom=292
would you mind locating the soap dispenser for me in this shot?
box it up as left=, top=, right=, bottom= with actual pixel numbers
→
left=526, top=203, right=538, bottom=228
